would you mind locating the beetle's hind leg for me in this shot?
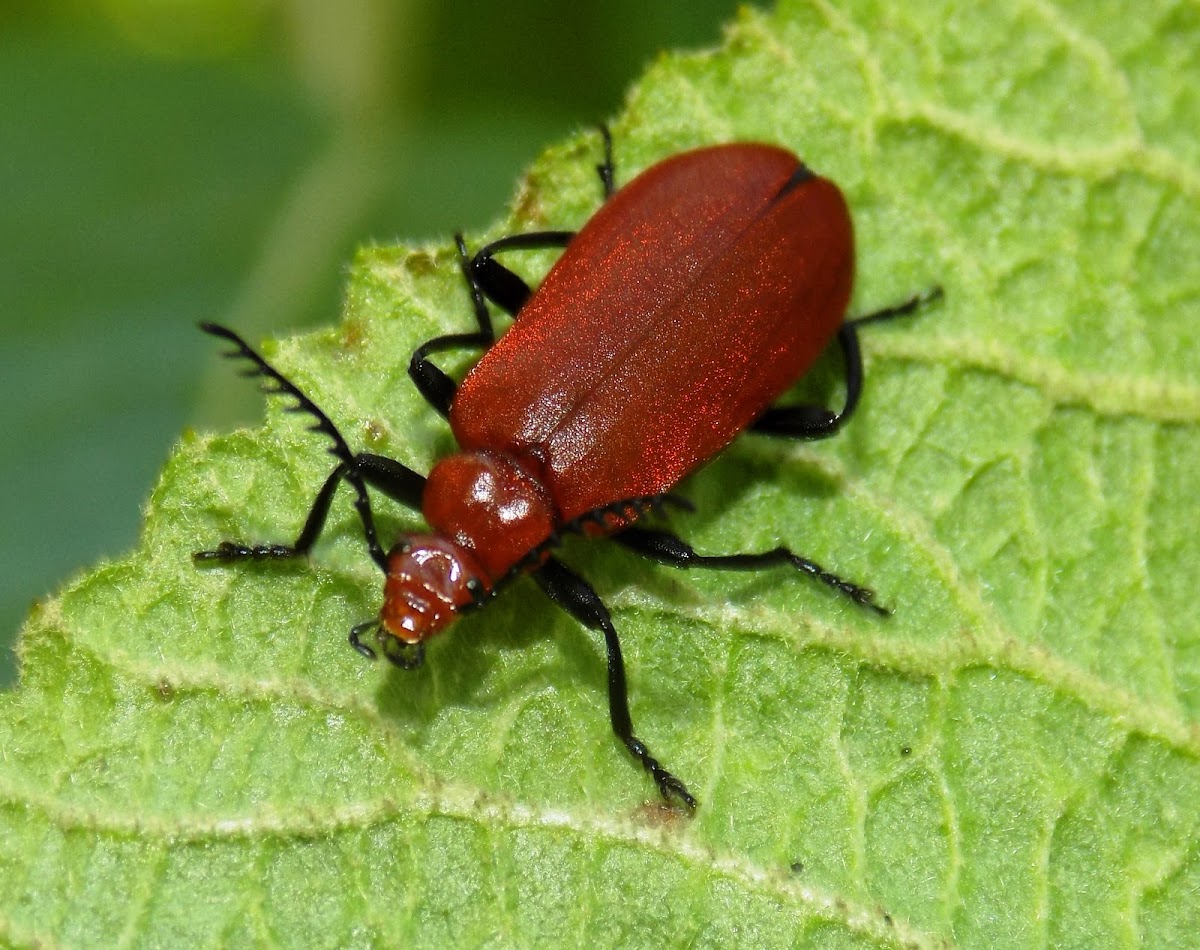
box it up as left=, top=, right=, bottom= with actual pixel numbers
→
left=613, top=527, right=889, bottom=616
left=751, top=286, right=943, bottom=440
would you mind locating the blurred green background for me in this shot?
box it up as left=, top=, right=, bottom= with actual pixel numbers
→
left=0, top=0, right=744, bottom=685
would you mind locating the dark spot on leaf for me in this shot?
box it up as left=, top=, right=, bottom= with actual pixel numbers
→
left=339, top=320, right=366, bottom=350
left=631, top=800, right=688, bottom=829
left=514, top=175, right=547, bottom=226
left=404, top=250, right=440, bottom=276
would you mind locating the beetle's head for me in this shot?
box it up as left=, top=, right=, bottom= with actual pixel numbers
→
left=361, top=535, right=486, bottom=666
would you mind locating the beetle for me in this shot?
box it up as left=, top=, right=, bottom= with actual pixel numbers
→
left=196, top=129, right=941, bottom=808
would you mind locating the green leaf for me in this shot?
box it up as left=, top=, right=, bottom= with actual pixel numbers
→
left=4, top=0, right=1198, bottom=946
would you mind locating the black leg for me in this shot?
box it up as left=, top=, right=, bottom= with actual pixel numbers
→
left=533, top=557, right=696, bottom=809
left=596, top=124, right=615, bottom=199
left=467, top=231, right=576, bottom=316
left=751, top=286, right=943, bottom=440
left=750, top=322, right=863, bottom=439
left=469, top=127, right=612, bottom=314
left=195, top=323, right=426, bottom=571
left=488, top=492, right=694, bottom=591
left=356, top=453, right=425, bottom=510
left=408, top=129, right=616, bottom=415
left=848, top=286, right=943, bottom=330
left=196, top=463, right=346, bottom=563
left=407, top=234, right=499, bottom=418
left=409, top=129, right=615, bottom=415
left=465, top=123, right=613, bottom=316
left=408, top=230, right=581, bottom=419
left=613, top=527, right=889, bottom=616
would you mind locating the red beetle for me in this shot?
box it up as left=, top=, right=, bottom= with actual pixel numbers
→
left=197, top=130, right=940, bottom=808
